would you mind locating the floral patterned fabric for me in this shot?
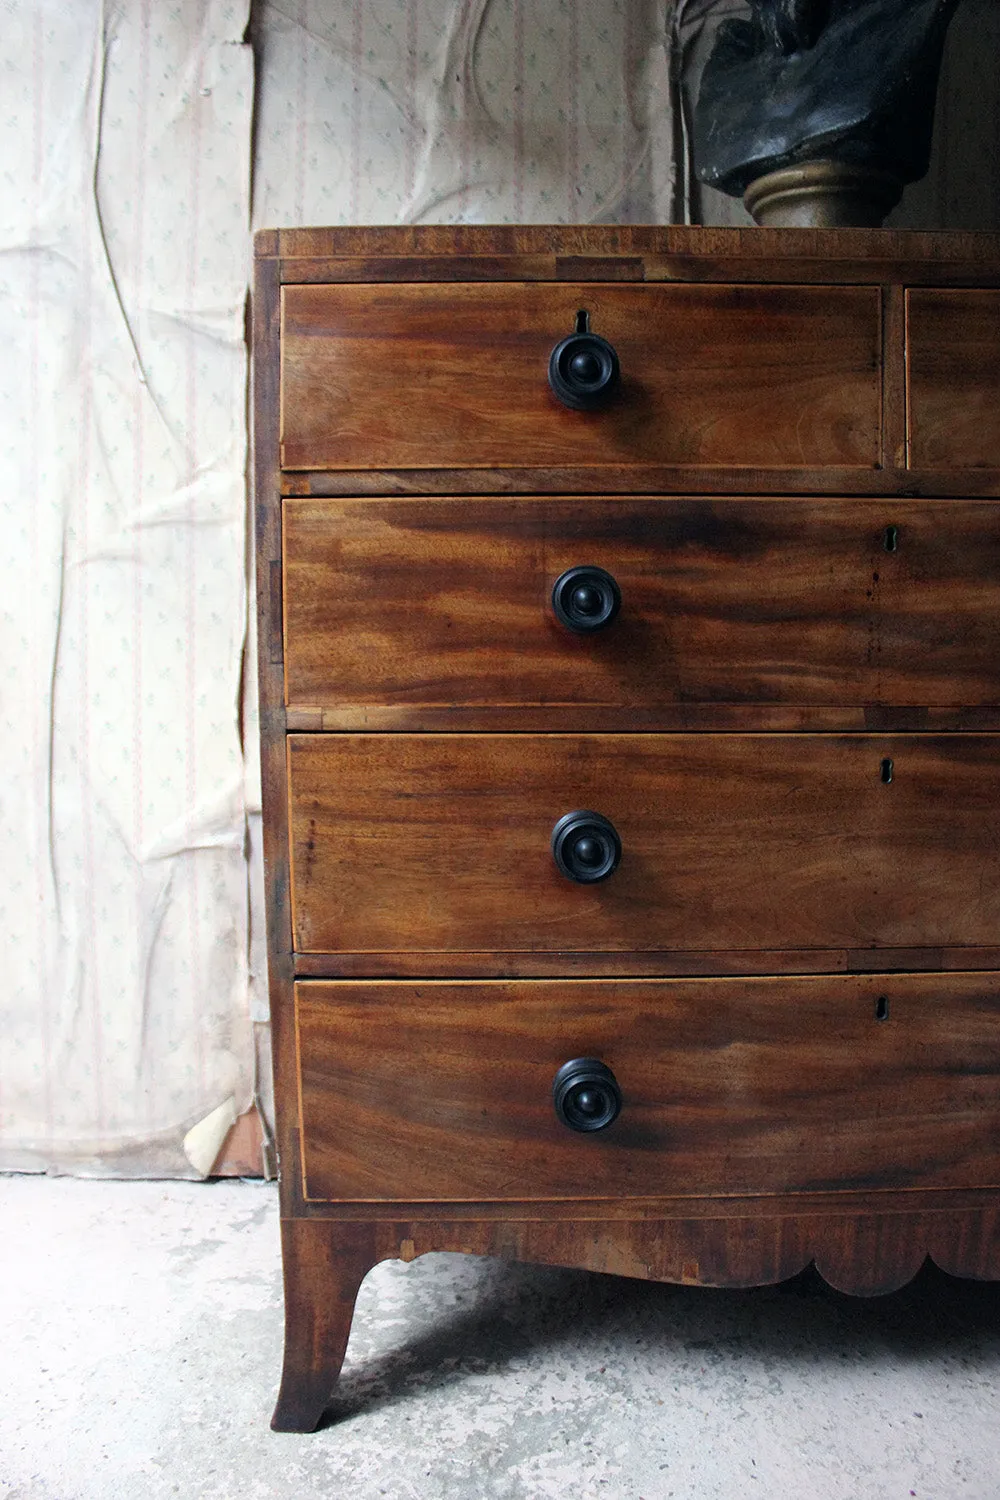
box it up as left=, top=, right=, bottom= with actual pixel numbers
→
left=0, top=0, right=254, bottom=1174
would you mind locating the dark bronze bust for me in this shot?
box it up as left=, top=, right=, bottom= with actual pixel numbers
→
left=693, top=0, right=962, bottom=224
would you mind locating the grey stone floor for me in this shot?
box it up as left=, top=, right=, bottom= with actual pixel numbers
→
left=2, top=1177, right=1000, bottom=1499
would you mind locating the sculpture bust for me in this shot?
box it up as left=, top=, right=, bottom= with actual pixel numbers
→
left=693, top=0, right=962, bottom=225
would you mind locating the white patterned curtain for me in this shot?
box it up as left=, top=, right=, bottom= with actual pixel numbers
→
left=0, top=0, right=254, bottom=1175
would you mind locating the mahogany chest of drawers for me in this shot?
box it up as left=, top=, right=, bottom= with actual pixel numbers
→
left=253, top=226, right=1000, bottom=1432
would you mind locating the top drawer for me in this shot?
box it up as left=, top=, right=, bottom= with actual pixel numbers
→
left=279, top=282, right=881, bottom=473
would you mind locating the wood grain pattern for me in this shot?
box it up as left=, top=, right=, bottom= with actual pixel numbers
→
left=284, top=706, right=1000, bottom=734
left=260, top=223, right=1000, bottom=282
left=290, top=947, right=1000, bottom=980
left=284, top=466, right=1000, bottom=498
left=277, top=255, right=1000, bottom=289
left=280, top=283, right=880, bottom=472
left=285, top=1177, right=1000, bottom=1225
left=295, top=974, right=1000, bottom=1204
left=881, top=284, right=908, bottom=470
left=283, top=496, right=1000, bottom=723
left=287, top=733, right=1000, bottom=955
left=908, top=289, right=1000, bottom=468
left=360, top=1208, right=1000, bottom=1294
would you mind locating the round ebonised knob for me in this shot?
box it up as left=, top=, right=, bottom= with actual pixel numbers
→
left=551, top=809, right=622, bottom=883
left=552, top=565, right=621, bottom=633
left=548, top=330, right=620, bottom=411
left=552, top=1058, right=622, bottom=1133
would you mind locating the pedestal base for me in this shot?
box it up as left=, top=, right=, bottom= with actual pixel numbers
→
left=743, top=160, right=903, bottom=228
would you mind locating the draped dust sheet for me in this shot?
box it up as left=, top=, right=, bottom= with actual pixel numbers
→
left=0, top=0, right=255, bottom=1176
left=0, top=0, right=680, bottom=1176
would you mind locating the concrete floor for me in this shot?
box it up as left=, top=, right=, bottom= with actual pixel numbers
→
left=2, top=1179, right=1000, bottom=1500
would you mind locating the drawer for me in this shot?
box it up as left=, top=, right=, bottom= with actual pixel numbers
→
left=283, top=496, right=1000, bottom=724
left=280, top=282, right=881, bottom=472
left=295, top=973, right=1000, bottom=1202
left=908, top=290, right=1000, bottom=468
left=287, top=733, right=1000, bottom=955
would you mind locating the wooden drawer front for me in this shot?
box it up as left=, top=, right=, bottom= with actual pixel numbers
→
left=295, top=974, right=1000, bottom=1202
left=283, top=496, right=1000, bottom=723
left=287, top=733, right=1000, bottom=955
left=280, top=283, right=880, bottom=472
left=908, top=290, right=1000, bottom=468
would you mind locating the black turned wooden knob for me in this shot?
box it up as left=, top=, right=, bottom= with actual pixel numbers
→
left=552, top=565, right=621, bottom=633
left=551, top=810, right=622, bottom=883
left=548, top=330, right=620, bottom=411
left=552, top=1058, right=622, bottom=1133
